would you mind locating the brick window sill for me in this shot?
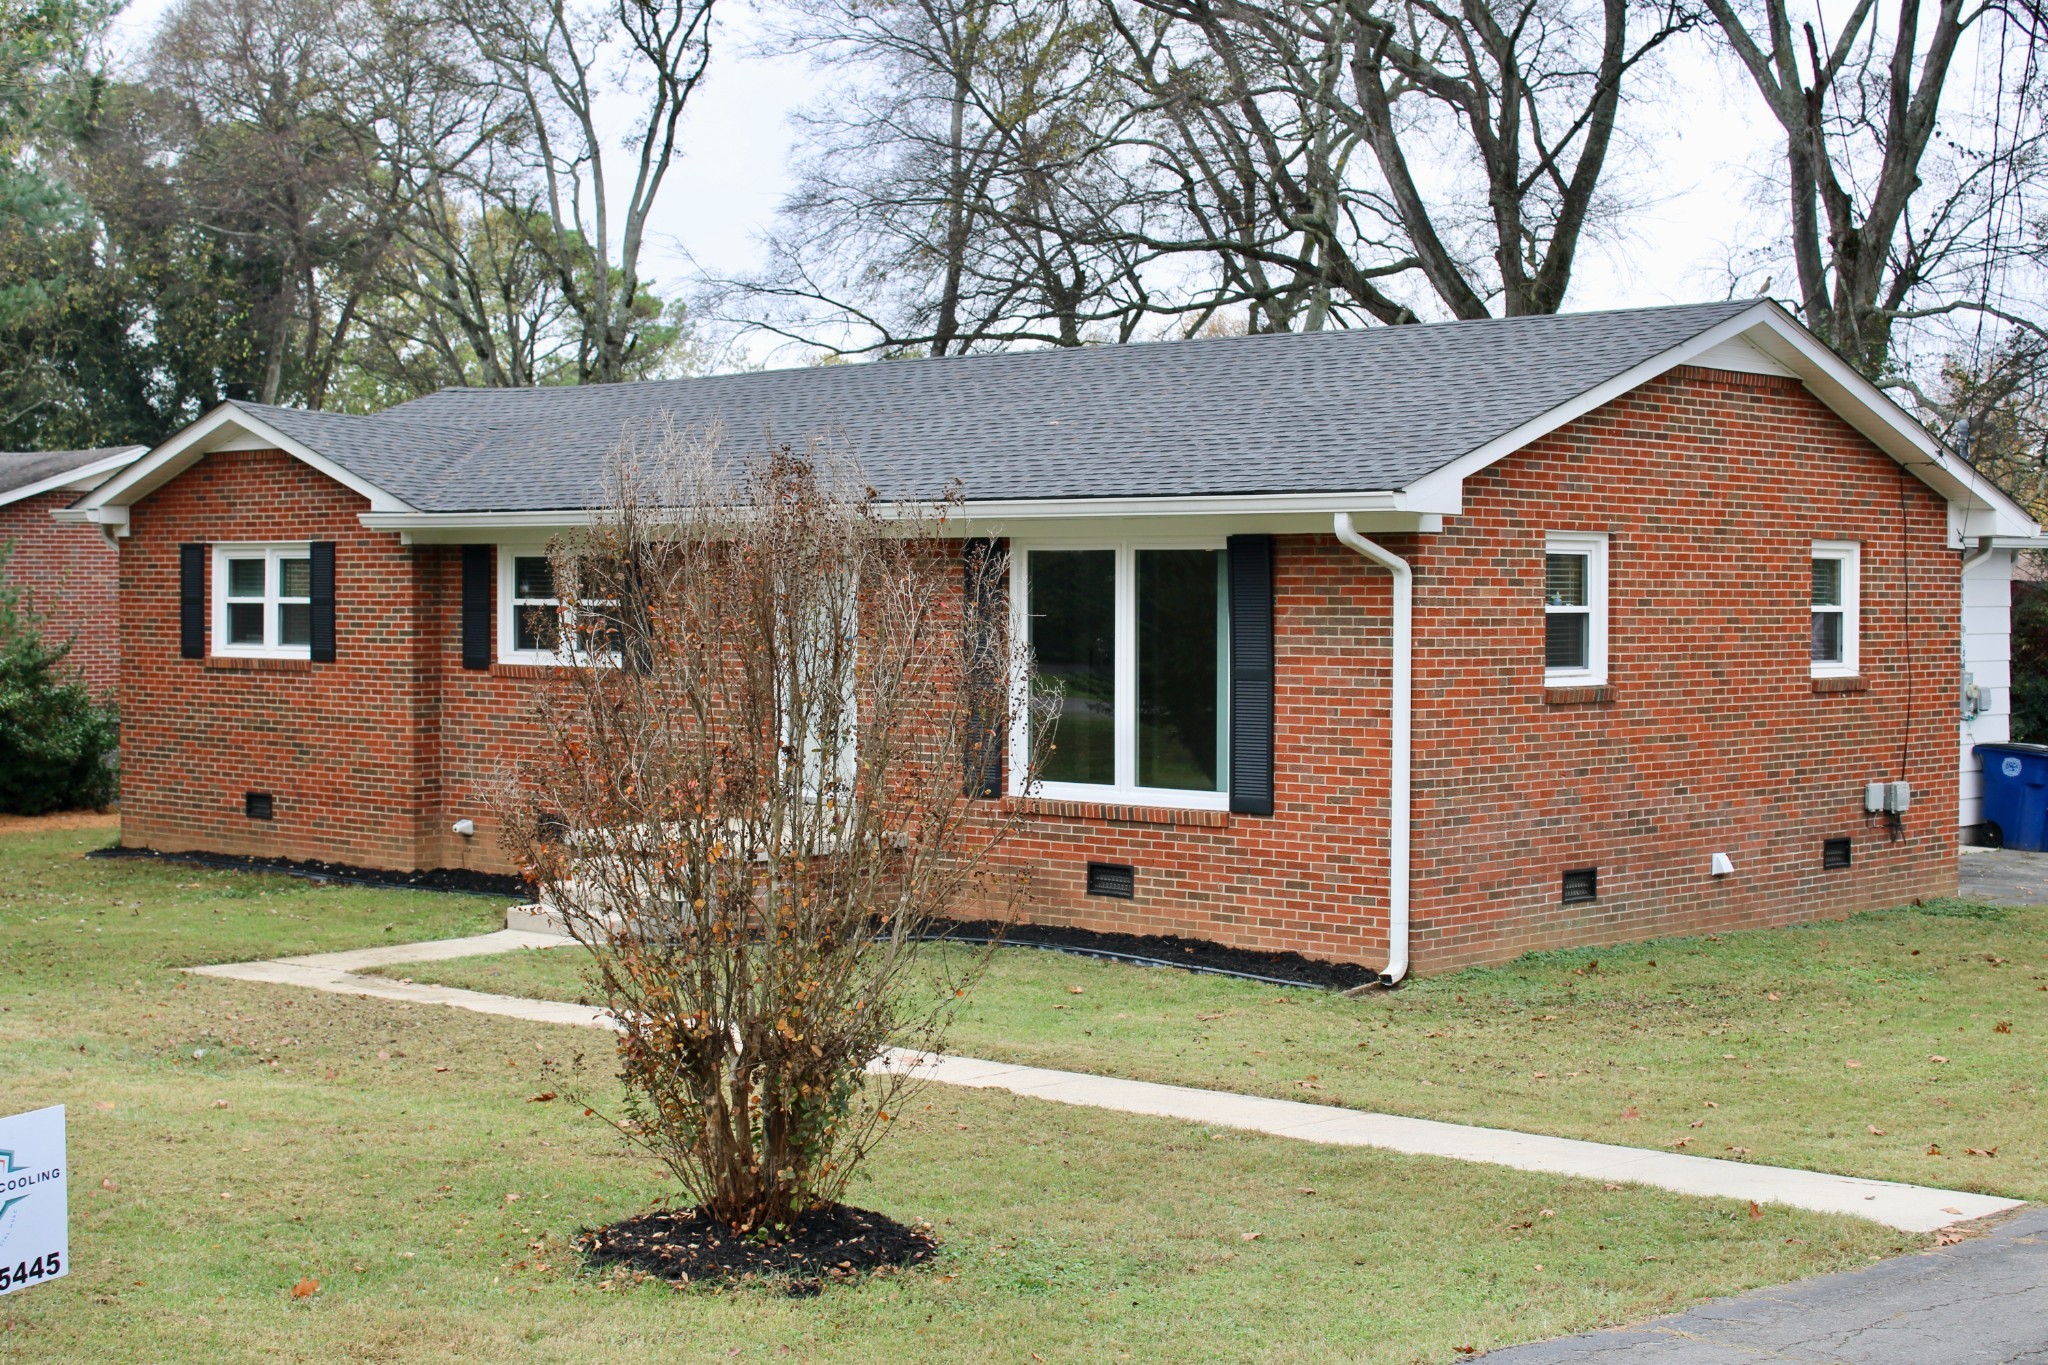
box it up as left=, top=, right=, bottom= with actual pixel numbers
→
left=1003, top=796, right=1231, bottom=829
left=204, top=655, right=311, bottom=674
left=1544, top=685, right=1614, bottom=706
left=1811, top=675, right=1867, bottom=694
left=489, top=662, right=558, bottom=680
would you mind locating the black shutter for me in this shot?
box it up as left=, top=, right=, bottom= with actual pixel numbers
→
left=461, top=545, right=492, bottom=670
left=309, top=541, right=336, bottom=663
left=1227, top=534, right=1274, bottom=816
left=963, top=537, right=1006, bottom=798
left=179, top=543, right=206, bottom=660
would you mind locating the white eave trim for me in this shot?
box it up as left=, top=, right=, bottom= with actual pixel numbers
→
left=69, top=404, right=416, bottom=516
left=1400, top=300, right=2042, bottom=539
left=3, top=446, right=147, bottom=511
left=358, top=488, right=1447, bottom=541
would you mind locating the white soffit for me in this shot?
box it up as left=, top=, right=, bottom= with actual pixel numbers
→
left=1691, top=334, right=1795, bottom=377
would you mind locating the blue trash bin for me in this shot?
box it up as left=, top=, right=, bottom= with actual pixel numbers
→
left=1973, top=742, right=2048, bottom=851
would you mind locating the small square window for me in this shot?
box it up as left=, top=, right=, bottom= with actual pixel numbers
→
left=1561, top=866, right=1598, bottom=904
left=1822, top=837, right=1852, bottom=870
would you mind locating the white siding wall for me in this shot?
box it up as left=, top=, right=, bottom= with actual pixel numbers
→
left=1959, top=548, right=2015, bottom=828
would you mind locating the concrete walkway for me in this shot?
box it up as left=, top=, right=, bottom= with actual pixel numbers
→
left=188, top=933, right=2024, bottom=1235
left=1481, top=1207, right=2048, bottom=1362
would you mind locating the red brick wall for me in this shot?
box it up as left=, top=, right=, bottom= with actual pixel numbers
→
left=120, top=451, right=439, bottom=867
left=1, top=489, right=120, bottom=696
left=1395, top=366, right=1959, bottom=971
left=114, top=364, right=1964, bottom=973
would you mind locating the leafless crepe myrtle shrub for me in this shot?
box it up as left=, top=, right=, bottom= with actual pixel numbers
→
left=496, top=429, right=1044, bottom=1235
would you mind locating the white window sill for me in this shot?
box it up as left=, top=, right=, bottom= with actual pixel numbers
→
left=496, top=653, right=622, bottom=670
left=212, top=647, right=312, bottom=662
left=1544, top=671, right=1607, bottom=688
left=1021, top=781, right=1232, bottom=813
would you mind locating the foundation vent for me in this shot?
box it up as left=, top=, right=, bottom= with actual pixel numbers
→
left=1823, top=837, right=1853, bottom=870
left=1086, top=861, right=1135, bottom=899
left=244, top=792, right=274, bottom=821
left=1560, top=866, right=1598, bottom=905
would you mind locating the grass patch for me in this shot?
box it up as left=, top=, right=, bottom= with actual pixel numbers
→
left=0, top=826, right=1933, bottom=1360
left=382, top=899, right=2048, bottom=1201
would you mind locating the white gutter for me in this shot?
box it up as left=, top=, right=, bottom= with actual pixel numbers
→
left=1333, top=512, right=1411, bottom=988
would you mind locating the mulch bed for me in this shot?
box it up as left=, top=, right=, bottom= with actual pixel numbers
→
left=930, top=917, right=1379, bottom=991
left=580, top=1203, right=937, bottom=1294
left=87, top=845, right=528, bottom=899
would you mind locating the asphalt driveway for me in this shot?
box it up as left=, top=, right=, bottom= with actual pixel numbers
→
left=1481, top=1208, right=2048, bottom=1362
left=1961, top=847, right=2048, bottom=908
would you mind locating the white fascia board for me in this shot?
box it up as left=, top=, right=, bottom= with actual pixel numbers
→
left=1401, top=300, right=2042, bottom=539
left=361, top=491, right=1444, bottom=544
left=1, top=447, right=147, bottom=511
left=74, top=404, right=416, bottom=515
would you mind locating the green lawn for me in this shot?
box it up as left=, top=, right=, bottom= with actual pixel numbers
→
left=0, top=822, right=1945, bottom=1361
left=381, top=900, right=2048, bottom=1201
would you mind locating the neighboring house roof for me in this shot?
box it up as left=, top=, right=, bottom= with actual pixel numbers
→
left=0, top=446, right=147, bottom=510
left=64, top=300, right=2044, bottom=541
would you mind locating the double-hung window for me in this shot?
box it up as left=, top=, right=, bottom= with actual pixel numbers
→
left=1013, top=542, right=1229, bottom=808
left=1810, top=541, right=1859, bottom=677
left=1543, top=533, right=1608, bottom=685
left=498, top=550, right=620, bottom=666
left=213, top=544, right=312, bottom=658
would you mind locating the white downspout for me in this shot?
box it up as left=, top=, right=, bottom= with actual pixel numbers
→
left=1333, top=513, right=1411, bottom=988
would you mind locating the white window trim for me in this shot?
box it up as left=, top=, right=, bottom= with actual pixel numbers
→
left=1811, top=540, right=1861, bottom=679
left=211, top=543, right=312, bottom=659
left=496, top=546, right=621, bottom=668
left=1543, top=532, right=1609, bottom=686
left=1007, top=537, right=1232, bottom=812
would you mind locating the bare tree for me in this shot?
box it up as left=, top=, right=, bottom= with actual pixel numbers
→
left=1705, top=0, right=2048, bottom=375
left=451, top=0, right=716, bottom=382
left=726, top=0, right=1156, bottom=356
left=496, top=433, right=1042, bottom=1235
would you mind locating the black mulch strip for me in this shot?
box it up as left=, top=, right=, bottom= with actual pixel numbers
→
left=929, top=917, right=1379, bottom=991
left=580, top=1203, right=936, bottom=1294
left=82, top=847, right=1377, bottom=989
left=86, top=845, right=528, bottom=899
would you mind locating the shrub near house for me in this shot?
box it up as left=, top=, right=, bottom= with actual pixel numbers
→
left=59, top=301, right=2043, bottom=976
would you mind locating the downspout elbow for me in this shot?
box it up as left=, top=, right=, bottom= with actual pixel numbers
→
left=1332, top=513, right=1411, bottom=988
left=1961, top=535, right=1996, bottom=572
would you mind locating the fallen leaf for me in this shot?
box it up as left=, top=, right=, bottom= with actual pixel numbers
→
left=1295, top=1187, right=1316, bottom=1195
left=376, top=1050, right=390, bottom=1061
left=1936, top=1229, right=1966, bottom=1246
left=1620, top=1106, right=1641, bottom=1121
left=1689, top=1119, right=1706, bottom=1128
left=1942, top=1206, right=1963, bottom=1215
left=1844, top=1059, right=1864, bottom=1069
left=1067, top=985, right=1085, bottom=995
left=529, top=1092, right=557, bottom=1103
left=1994, top=1021, right=2012, bottom=1034
left=213, top=1099, right=230, bottom=1109
left=1927, top=1143, right=1944, bottom=1156
left=1239, top=1231, right=1262, bottom=1242
left=1867, top=1125, right=1887, bottom=1136
left=435, top=1066, right=449, bottom=1073
left=1672, top=1137, right=1692, bottom=1148
left=1965, top=1146, right=1999, bottom=1157
left=1294, top=1080, right=1324, bottom=1092
left=1195, top=1012, right=1225, bottom=1022
left=1748, top=1202, right=1762, bottom=1219
left=1766, top=991, right=1781, bottom=1001
left=93, top=1101, right=114, bottom=1111
left=1726, top=1146, right=1751, bottom=1156
left=1929, top=1055, right=1950, bottom=1064
left=1703, top=1100, right=1719, bottom=1109
left=100, top=1177, right=118, bottom=1193
left=291, top=1277, right=319, bottom=1299
left=1531, top=1072, right=1550, bottom=1079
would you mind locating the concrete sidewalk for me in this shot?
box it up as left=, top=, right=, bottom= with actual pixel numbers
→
left=189, top=933, right=2023, bottom=1235
left=1482, top=1207, right=2048, bottom=1362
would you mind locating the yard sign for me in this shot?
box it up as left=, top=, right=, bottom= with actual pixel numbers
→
left=0, top=1106, right=67, bottom=1295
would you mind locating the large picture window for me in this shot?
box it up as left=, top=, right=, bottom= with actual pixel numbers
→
left=212, top=544, right=311, bottom=658
left=1811, top=541, right=1860, bottom=678
left=1543, top=533, right=1608, bottom=685
left=1017, top=543, right=1229, bottom=807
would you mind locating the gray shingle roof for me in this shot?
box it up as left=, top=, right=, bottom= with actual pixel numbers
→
left=0, top=446, right=143, bottom=500
left=237, top=301, right=1761, bottom=513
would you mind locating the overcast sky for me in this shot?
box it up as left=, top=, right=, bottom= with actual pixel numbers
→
left=109, top=0, right=2002, bottom=367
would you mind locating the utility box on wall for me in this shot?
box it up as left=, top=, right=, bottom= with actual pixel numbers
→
left=1864, top=781, right=1911, bottom=814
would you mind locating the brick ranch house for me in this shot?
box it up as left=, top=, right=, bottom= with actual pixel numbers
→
left=57, top=300, right=2045, bottom=979
left=2, top=445, right=146, bottom=695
